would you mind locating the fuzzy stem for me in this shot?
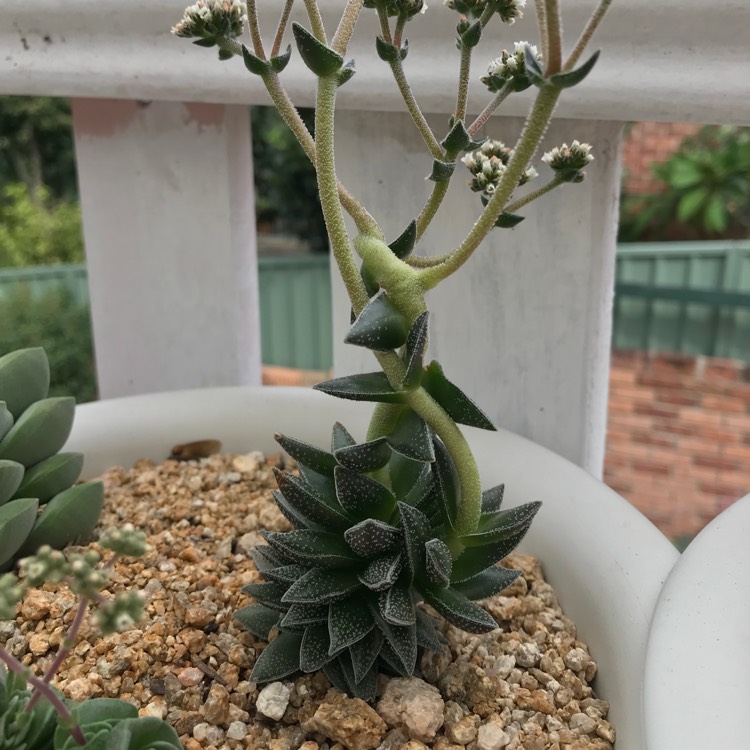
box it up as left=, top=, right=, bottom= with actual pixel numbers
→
left=454, top=44, right=472, bottom=123
left=416, top=180, right=450, bottom=241
left=544, top=0, right=563, bottom=75
left=534, top=0, right=549, bottom=62
left=272, top=0, right=295, bottom=57
left=303, top=0, right=327, bottom=43
left=332, top=0, right=363, bottom=55
left=503, top=173, right=566, bottom=214
left=245, top=0, right=266, bottom=58
left=467, top=84, right=512, bottom=136
left=393, top=13, right=407, bottom=48
left=564, top=0, right=612, bottom=70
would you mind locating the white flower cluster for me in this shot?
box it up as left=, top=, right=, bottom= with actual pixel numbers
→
left=541, top=141, right=595, bottom=171
left=462, top=140, right=538, bottom=196
left=495, top=0, right=526, bottom=24
left=444, top=0, right=524, bottom=22
left=171, top=0, right=246, bottom=40
left=486, top=42, right=539, bottom=81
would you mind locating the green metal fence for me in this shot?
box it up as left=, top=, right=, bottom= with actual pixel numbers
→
left=2, top=242, right=749, bottom=370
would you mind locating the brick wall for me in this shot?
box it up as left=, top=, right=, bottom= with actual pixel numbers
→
left=605, top=351, right=750, bottom=540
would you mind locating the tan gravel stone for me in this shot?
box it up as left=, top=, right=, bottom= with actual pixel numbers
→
left=304, top=691, right=387, bottom=750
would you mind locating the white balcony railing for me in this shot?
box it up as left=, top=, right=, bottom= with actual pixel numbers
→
left=1, top=1, right=748, bottom=476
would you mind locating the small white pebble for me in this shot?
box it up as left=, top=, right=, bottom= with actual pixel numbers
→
left=256, top=681, right=291, bottom=720
left=227, top=721, right=248, bottom=740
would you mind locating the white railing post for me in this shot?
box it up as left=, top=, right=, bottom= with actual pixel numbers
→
left=72, top=99, right=262, bottom=397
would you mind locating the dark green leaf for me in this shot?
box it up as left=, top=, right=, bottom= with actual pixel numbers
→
left=262, top=529, right=357, bottom=567
left=389, top=220, right=417, bottom=259
left=335, top=437, right=391, bottom=473
left=550, top=50, right=600, bottom=89
left=340, top=650, right=377, bottom=702
left=241, top=44, right=271, bottom=75
left=241, top=581, right=289, bottom=611
left=262, top=563, right=310, bottom=585
left=329, top=597, right=375, bottom=653
left=234, top=604, right=280, bottom=639
left=440, top=119, right=483, bottom=154
left=388, top=448, right=426, bottom=501
left=273, top=489, right=319, bottom=530
left=337, top=59, right=357, bottom=87
left=371, top=607, right=417, bottom=676
left=452, top=565, right=521, bottom=599
left=465, top=501, right=542, bottom=546
left=299, top=466, right=337, bottom=502
left=323, top=657, right=350, bottom=694
left=251, top=631, right=303, bottom=682
left=335, top=466, right=396, bottom=521
left=274, top=470, right=352, bottom=530
left=331, top=421, right=357, bottom=451
left=451, top=527, right=529, bottom=582
left=403, top=465, right=435, bottom=510
left=300, top=623, right=335, bottom=672
left=524, top=43, right=546, bottom=85
left=358, top=552, right=402, bottom=591
left=250, top=544, right=291, bottom=571
left=415, top=609, right=442, bottom=651
left=345, top=291, right=410, bottom=352
left=282, top=568, right=362, bottom=605
left=345, top=519, right=401, bottom=558
left=270, top=44, right=292, bottom=72
left=481, top=484, right=505, bottom=514
left=360, top=263, right=380, bottom=297
left=349, top=627, right=383, bottom=683
left=398, top=502, right=431, bottom=579
left=399, top=38, right=409, bottom=60
left=379, top=575, right=415, bottom=626
left=422, top=584, right=498, bottom=633
left=425, top=538, right=452, bottom=586
left=431, top=437, right=459, bottom=528
left=314, top=372, right=406, bottom=404
left=292, top=22, right=344, bottom=76
left=218, top=47, right=235, bottom=61
left=460, top=20, right=482, bottom=48
left=388, top=408, right=434, bottom=462
left=193, top=37, right=217, bottom=48
left=429, top=159, right=456, bottom=183
left=494, top=212, right=525, bottom=229
left=280, top=603, right=329, bottom=628
left=376, top=36, right=399, bottom=62
left=403, top=311, right=429, bottom=389
left=275, top=433, right=337, bottom=476
left=422, top=361, right=496, bottom=430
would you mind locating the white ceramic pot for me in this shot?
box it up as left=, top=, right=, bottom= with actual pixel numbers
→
left=65, top=386, right=679, bottom=750
left=644, top=492, right=750, bottom=750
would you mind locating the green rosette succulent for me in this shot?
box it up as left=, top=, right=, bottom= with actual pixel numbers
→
left=0, top=348, right=103, bottom=572
left=0, top=667, right=58, bottom=750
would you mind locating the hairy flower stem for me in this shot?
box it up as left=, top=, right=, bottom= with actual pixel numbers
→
left=534, top=0, right=548, bottom=62
left=468, top=84, right=512, bottom=136
left=565, top=0, right=612, bottom=70
left=455, top=44, right=472, bottom=123
left=544, top=0, right=563, bottom=75
left=504, top=174, right=566, bottom=214
left=272, top=0, right=295, bottom=57
left=303, top=0, right=328, bottom=43
left=416, top=180, right=450, bottom=240
left=332, top=0, right=363, bottom=55
left=245, top=0, right=266, bottom=58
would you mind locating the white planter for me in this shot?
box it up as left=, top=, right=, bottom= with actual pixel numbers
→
left=65, top=386, right=679, bottom=750
left=644, top=492, right=750, bottom=750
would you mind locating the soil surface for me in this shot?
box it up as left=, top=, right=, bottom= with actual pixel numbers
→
left=1, top=451, right=616, bottom=750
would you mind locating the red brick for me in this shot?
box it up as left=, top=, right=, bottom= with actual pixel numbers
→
left=701, top=395, right=748, bottom=413
left=634, top=403, right=679, bottom=420
left=656, top=390, right=700, bottom=407
left=693, top=456, right=740, bottom=472
left=631, top=459, right=672, bottom=477
left=630, top=430, right=678, bottom=448
left=723, top=444, right=750, bottom=462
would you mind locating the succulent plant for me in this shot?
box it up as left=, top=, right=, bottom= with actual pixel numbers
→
left=0, top=348, right=103, bottom=572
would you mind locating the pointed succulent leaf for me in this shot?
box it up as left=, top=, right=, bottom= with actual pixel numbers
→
left=388, top=220, right=417, bottom=260
left=261, top=529, right=358, bottom=568
left=403, top=465, right=435, bottom=510
left=270, top=44, right=292, bottom=72
left=452, top=565, right=521, bottom=599
left=282, top=568, right=362, bottom=605
left=376, top=35, right=399, bottom=62
left=460, top=19, right=482, bottom=48
left=399, top=39, right=409, bottom=61
left=398, top=502, right=431, bottom=578
left=250, top=544, right=291, bottom=571
left=273, top=490, right=319, bottom=530
left=432, top=437, right=459, bottom=528
left=0, top=497, right=38, bottom=571
left=358, top=552, right=402, bottom=591
left=345, top=291, right=410, bottom=352
left=261, top=563, right=310, bottom=585
left=0, top=460, right=24, bottom=506
left=300, top=623, right=336, bottom=672
left=337, top=59, right=357, bottom=87
left=451, top=528, right=529, bottom=583
left=323, top=657, right=350, bottom=694
left=344, top=519, right=401, bottom=558
left=13, top=452, right=83, bottom=504
left=234, top=604, right=280, bottom=639
left=17, top=481, right=103, bottom=559
left=403, top=311, right=429, bottom=389
left=422, top=584, right=498, bottom=633
left=387, top=408, right=434, bottom=462
left=335, top=467, right=396, bottom=522
left=524, top=43, right=546, bottom=85
left=465, top=502, right=542, bottom=546
left=241, top=44, right=271, bottom=75
left=440, top=119, right=483, bottom=154
left=415, top=609, right=442, bottom=651
left=550, top=50, right=601, bottom=89
left=422, top=361, right=496, bottom=430
left=241, top=581, right=289, bottom=611
left=340, top=650, right=377, bottom=702
left=481, top=484, right=505, bottom=514
left=251, top=631, right=303, bottom=683
left=280, top=603, right=329, bottom=628
left=349, top=627, right=383, bottom=684
left=331, top=421, right=356, bottom=452
left=299, top=466, right=337, bottom=502
left=389, top=450, right=428, bottom=501
left=379, top=575, right=416, bottom=626
left=274, top=471, right=352, bottom=529
left=0, top=403, right=12, bottom=442
left=334, top=437, right=391, bottom=473
left=371, top=609, right=417, bottom=676
left=425, top=538, right=453, bottom=586
left=360, top=263, right=380, bottom=297
left=274, top=433, right=337, bottom=476
left=428, top=159, right=455, bottom=183
left=314, top=372, right=406, bottom=404
left=107, top=716, right=182, bottom=747
left=0, top=348, right=50, bottom=420
left=329, top=597, right=375, bottom=653
left=494, top=212, right=525, bottom=229
left=0, top=397, right=75, bottom=467
left=292, top=22, right=344, bottom=76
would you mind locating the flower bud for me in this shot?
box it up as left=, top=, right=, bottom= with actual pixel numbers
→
left=482, top=42, right=541, bottom=93
left=171, top=0, right=247, bottom=42
left=541, top=141, right=594, bottom=181
left=462, top=140, right=537, bottom=196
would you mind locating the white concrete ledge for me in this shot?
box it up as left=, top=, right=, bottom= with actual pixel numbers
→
left=2, top=0, right=749, bottom=123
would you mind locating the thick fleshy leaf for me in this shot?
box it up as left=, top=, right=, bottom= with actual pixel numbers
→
left=360, top=263, right=380, bottom=297
left=106, top=716, right=182, bottom=748
left=404, top=468, right=437, bottom=514
left=300, top=623, right=335, bottom=672
left=261, top=529, right=357, bottom=568
left=0, top=397, right=75, bottom=467
left=460, top=19, right=482, bottom=48
left=274, top=470, right=352, bottom=529
left=425, top=538, right=453, bottom=586
left=428, top=159, right=455, bottom=182
left=374, top=615, right=417, bottom=676
left=0, top=403, right=13, bottom=442
left=403, top=312, right=429, bottom=389
left=432, top=438, right=459, bottom=528
left=0, top=497, right=38, bottom=570
left=292, top=22, right=343, bottom=76
left=389, top=220, right=417, bottom=260
left=262, top=564, right=310, bottom=585
left=450, top=528, right=529, bottom=583
left=440, top=119, right=483, bottom=154
left=494, top=212, right=525, bottom=229
left=334, top=437, right=391, bottom=473
left=345, top=519, right=401, bottom=558
left=0, top=348, right=49, bottom=420
left=250, top=544, right=291, bottom=571
left=387, top=408, right=434, bottom=462
left=0, top=460, right=24, bottom=506
left=358, top=552, right=402, bottom=591
left=274, top=434, right=337, bottom=476
left=337, top=59, right=356, bottom=87
left=335, top=467, right=395, bottom=522
left=415, top=609, right=442, bottom=652
left=323, top=657, right=350, bottom=694
left=344, top=291, right=409, bottom=352
left=523, top=43, right=546, bottom=85
left=251, top=631, right=303, bottom=683
left=331, top=421, right=356, bottom=451
left=550, top=50, right=601, bottom=89
left=241, top=581, right=289, bottom=611
left=452, top=565, right=521, bottom=600
left=270, top=44, right=292, bottom=73
left=14, top=452, right=83, bottom=504
left=375, top=35, right=399, bottom=62
left=234, top=604, right=280, bottom=639
left=314, top=372, right=406, bottom=404
left=17, top=481, right=103, bottom=558
left=280, top=603, right=329, bottom=628
left=340, top=651, right=377, bottom=702
left=481, top=484, right=505, bottom=514
left=464, top=502, right=542, bottom=547
left=422, top=585, right=498, bottom=633
left=349, top=627, right=383, bottom=684
left=422, top=361, right=495, bottom=430
left=329, top=597, right=375, bottom=653
left=241, top=44, right=270, bottom=75
left=282, top=568, right=362, bottom=605
left=398, top=502, right=431, bottom=579
left=379, top=576, right=415, bottom=626
left=389, top=450, right=427, bottom=502
left=299, top=466, right=337, bottom=502
left=273, top=490, right=318, bottom=530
